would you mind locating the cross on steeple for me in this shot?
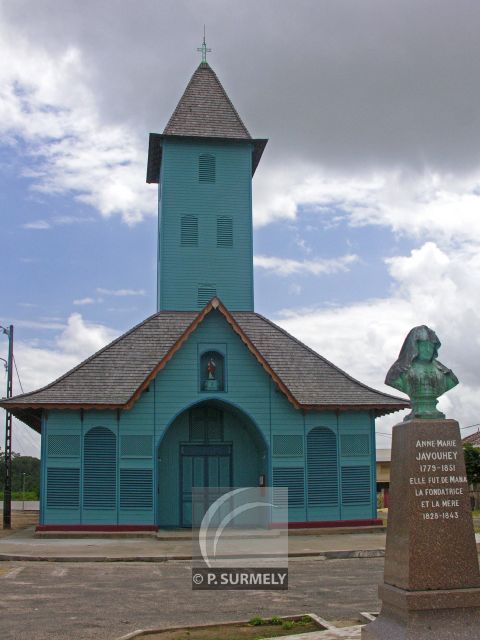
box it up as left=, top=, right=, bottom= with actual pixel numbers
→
left=197, top=26, right=211, bottom=63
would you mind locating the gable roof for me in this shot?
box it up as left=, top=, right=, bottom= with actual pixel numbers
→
left=146, top=63, right=268, bottom=183
left=1, top=299, right=409, bottom=431
left=164, top=62, right=251, bottom=139
left=463, top=430, right=480, bottom=447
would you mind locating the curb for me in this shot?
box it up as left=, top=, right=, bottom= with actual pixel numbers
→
left=0, top=549, right=386, bottom=563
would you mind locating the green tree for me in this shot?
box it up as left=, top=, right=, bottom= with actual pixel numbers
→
left=0, top=449, right=40, bottom=497
left=463, top=443, right=480, bottom=486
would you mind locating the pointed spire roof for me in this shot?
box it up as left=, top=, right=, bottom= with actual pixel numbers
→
left=146, top=62, right=267, bottom=183
left=163, top=62, right=251, bottom=139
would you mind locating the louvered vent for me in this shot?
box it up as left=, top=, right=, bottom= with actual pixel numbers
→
left=341, top=466, right=371, bottom=504
left=273, top=467, right=305, bottom=508
left=46, top=468, right=80, bottom=508
left=307, top=427, right=339, bottom=507
left=207, top=418, right=223, bottom=442
left=190, top=411, right=205, bottom=441
left=217, top=216, right=233, bottom=247
left=120, top=469, right=153, bottom=509
left=341, top=434, right=370, bottom=457
left=120, top=435, right=152, bottom=458
left=83, top=426, right=116, bottom=509
left=181, top=215, right=198, bottom=246
left=273, top=435, right=303, bottom=457
left=47, top=435, right=80, bottom=457
left=197, top=284, right=216, bottom=307
left=198, top=154, right=216, bottom=183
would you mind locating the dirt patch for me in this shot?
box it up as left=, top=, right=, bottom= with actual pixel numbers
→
left=327, top=619, right=363, bottom=628
left=137, top=617, right=319, bottom=640
left=0, top=511, right=38, bottom=537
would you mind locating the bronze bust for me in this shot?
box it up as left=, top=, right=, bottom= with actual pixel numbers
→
left=385, top=325, right=458, bottom=420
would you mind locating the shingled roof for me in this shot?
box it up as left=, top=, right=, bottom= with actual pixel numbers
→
left=0, top=299, right=409, bottom=431
left=164, top=62, right=251, bottom=139
left=146, top=63, right=268, bottom=182
left=463, top=430, right=480, bottom=447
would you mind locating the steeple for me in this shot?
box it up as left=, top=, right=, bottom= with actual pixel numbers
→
left=163, top=63, right=251, bottom=140
left=147, top=57, right=267, bottom=312
left=146, top=63, right=267, bottom=182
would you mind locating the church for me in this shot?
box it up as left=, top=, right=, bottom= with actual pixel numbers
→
left=1, top=53, right=408, bottom=531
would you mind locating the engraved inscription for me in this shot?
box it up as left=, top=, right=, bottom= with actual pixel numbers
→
left=409, top=439, right=466, bottom=521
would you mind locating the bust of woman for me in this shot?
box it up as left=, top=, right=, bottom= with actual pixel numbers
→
left=385, top=325, right=458, bottom=420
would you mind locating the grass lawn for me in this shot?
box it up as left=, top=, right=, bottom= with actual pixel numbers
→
left=137, top=617, right=320, bottom=640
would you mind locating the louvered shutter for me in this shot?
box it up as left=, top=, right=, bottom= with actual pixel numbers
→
left=273, top=467, right=305, bottom=507
left=46, top=468, right=80, bottom=508
left=217, top=216, right=233, bottom=247
left=197, top=284, right=217, bottom=307
left=198, top=154, right=216, bottom=182
left=341, top=466, right=371, bottom=504
left=181, top=215, right=198, bottom=246
left=120, top=469, right=153, bottom=509
left=307, top=427, right=339, bottom=507
left=83, top=426, right=117, bottom=509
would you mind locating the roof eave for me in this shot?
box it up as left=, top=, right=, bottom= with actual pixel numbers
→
left=300, top=402, right=410, bottom=418
left=146, top=134, right=268, bottom=183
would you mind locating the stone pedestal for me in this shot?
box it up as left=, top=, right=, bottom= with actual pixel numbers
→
left=363, top=419, right=480, bottom=639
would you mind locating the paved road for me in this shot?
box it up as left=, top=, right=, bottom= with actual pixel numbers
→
left=0, top=557, right=383, bottom=640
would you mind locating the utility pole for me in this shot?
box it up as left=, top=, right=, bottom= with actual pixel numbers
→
left=1, top=325, right=13, bottom=529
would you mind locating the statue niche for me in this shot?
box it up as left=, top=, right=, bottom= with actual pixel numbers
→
left=200, top=350, right=225, bottom=392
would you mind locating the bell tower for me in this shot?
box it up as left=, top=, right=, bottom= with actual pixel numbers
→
left=146, top=47, right=267, bottom=311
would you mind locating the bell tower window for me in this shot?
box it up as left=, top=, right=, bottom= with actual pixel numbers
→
left=217, top=216, right=233, bottom=247
left=181, top=215, right=198, bottom=246
left=198, top=154, right=216, bottom=183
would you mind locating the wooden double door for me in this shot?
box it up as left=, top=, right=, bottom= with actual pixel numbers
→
left=180, top=443, right=232, bottom=527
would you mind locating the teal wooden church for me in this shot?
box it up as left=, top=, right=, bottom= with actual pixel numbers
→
left=2, top=57, right=408, bottom=530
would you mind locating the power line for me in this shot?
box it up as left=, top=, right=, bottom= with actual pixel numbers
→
left=461, top=423, right=480, bottom=430
left=13, top=355, right=24, bottom=394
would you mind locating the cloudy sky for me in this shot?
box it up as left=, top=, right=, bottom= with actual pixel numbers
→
left=1, top=0, right=480, bottom=457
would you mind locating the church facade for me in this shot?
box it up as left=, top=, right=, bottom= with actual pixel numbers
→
left=2, top=60, right=408, bottom=530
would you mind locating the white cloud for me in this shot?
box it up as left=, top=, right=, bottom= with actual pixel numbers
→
left=96, top=287, right=146, bottom=297
left=73, top=297, right=95, bottom=306
left=53, top=215, right=95, bottom=225
left=22, top=215, right=96, bottom=230
left=254, top=254, right=358, bottom=276
left=1, top=313, right=119, bottom=456
left=253, top=163, right=480, bottom=247
left=54, top=313, right=118, bottom=357
left=275, top=241, right=480, bottom=447
left=22, top=219, right=51, bottom=230
left=0, top=19, right=154, bottom=225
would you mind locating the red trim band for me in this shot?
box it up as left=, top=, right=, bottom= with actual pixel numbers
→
left=36, top=519, right=382, bottom=532
left=36, top=525, right=158, bottom=532
left=271, top=519, right=383, bottom=529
